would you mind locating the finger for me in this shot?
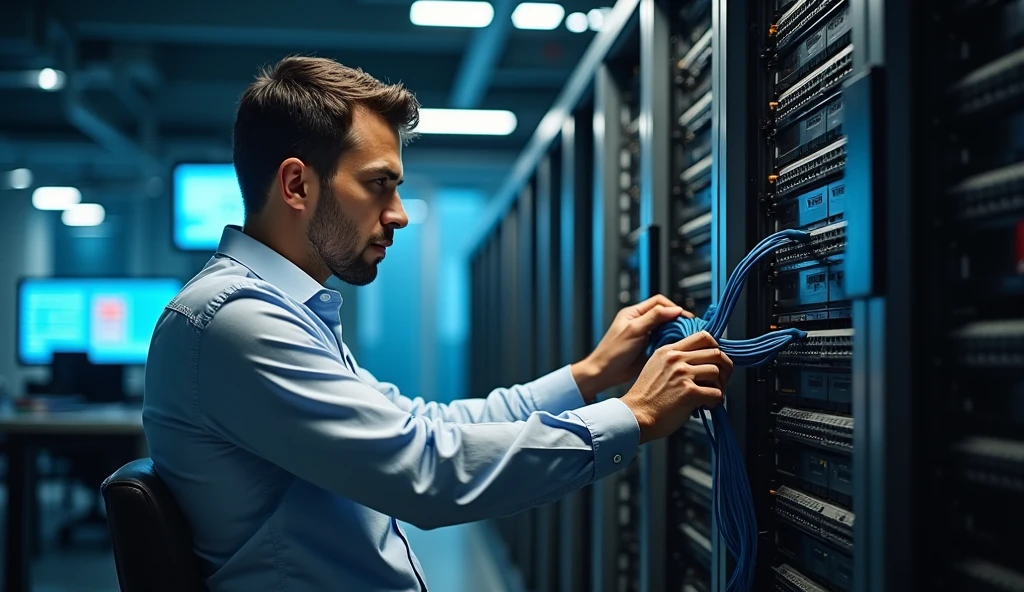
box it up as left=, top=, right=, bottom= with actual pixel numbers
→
left=688, top=364, right=723, bottom=389
left=630, top=304, right=685, bottom=334
left=689, top=385, right=724, bottom=408
left=633, top=294, right=679, bottom=315
left=666, top=330, right=718, bottom=351
left=719, top=350, right=734, bottom=385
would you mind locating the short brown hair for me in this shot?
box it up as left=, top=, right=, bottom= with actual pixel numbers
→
left=232, top=56, right=420, bottom=215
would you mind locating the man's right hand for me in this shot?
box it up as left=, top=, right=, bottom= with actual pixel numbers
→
left=620, top=331, right=731, bottom=444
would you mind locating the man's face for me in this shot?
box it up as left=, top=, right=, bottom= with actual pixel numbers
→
left=307, top=108, right=408, bottom=286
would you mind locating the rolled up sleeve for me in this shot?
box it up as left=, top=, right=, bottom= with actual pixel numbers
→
left=196, top=290, right=640, bottom=530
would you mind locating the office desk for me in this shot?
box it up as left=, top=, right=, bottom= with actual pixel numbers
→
left=0, top=404, right=144, bottom=592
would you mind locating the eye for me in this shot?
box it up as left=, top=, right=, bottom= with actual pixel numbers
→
left=372, top=178, right=388, bottom=187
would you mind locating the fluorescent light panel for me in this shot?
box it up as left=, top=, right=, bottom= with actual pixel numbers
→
left=32, top=186, right=81, bottom=210
left=62, top=203, right=105, bottom=226
left=410, top=1, right=494, bottom=27
left=415, top=108, right=517, bottom=135
left=6, top=168, right=32, bottom=190
left=511, top=3, right=565, bottom=30
left=565, top=11, right=588, bottom=33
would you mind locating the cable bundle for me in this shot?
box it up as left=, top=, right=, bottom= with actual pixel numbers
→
left=648, top=228, right=811, bottom=592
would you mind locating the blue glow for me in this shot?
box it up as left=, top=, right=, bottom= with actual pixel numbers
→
left=173, top=163, right=245, bottom=251
left=19, top=278, right=182, bottom=365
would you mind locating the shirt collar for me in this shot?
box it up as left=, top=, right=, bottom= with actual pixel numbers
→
left=215, top=225, right=343, bottom=308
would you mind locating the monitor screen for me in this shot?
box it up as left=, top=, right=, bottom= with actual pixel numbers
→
left=173, top=162, right=245, bottom=251
left=18, top=278, right=183, bottom=365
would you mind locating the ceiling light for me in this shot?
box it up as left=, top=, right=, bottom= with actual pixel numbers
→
left=565, top=11, right=588, bottom=33
left=410, top=1, right=494, bottom=27
left=62, top=203, right=105, bottom=227
left=587, top=7, right=611, bottom=31
left=7, top=168, right=32, bottom=189
left=511, top=3, right=565, bottom=30
left=32, top=186, right=81, bottom=210
left=37, top=68, right=65, bottom=91
left=415, top=109, right=517, bottom=135
left=404, top=199, right=429, bottom=225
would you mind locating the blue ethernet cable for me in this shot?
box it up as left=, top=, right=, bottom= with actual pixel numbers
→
left=647, top=228, right=811, bottom=592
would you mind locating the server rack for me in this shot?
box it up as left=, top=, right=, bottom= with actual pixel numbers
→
left=589, top=28, right=644, bottom=589
left=914, top=2, right=1024, bottom=590
left=532, top=153, right=562, bottom=592
left=746, top=0, right=859, bottom=590
left=636, top=1, right=722, bottom=591
left=557, top=107, right=596, bottom=592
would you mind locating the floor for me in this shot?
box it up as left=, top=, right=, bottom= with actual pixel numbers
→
left=0, top=479, right=511, bottom=592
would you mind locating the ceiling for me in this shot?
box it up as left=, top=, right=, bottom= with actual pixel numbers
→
left=0, top=0, right=606, bottom=196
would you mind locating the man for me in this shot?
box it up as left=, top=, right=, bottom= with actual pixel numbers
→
left=144, top=56, right=731, bottom=592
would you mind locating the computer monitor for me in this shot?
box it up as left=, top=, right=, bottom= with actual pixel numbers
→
left=18, top=277, right=183, bottom=366
left=172, top=162, right=245, bottom=251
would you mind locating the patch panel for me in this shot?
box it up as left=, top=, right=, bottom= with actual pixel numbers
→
left=775, top=328, right=854, bottom=367
left=772, top=137, right=847, bottom=199
left=773, top=563, right=829, bottom=592
left=772, top=45, right=853, bottom=126
left=774, top=95, right=844, bottom=168
left=776, top=528, right=853, bottom=591
left=774, top=4, right=850, bottom=95
left=773, top=485, right=854, bottom=552
left=774, top=407, right=853, bottom=453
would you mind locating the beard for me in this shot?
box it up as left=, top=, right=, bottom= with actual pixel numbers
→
left=307, top=185, right=389, bottom=286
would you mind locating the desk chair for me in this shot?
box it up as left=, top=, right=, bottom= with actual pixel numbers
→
left=101, top=458, right=207, bottom=592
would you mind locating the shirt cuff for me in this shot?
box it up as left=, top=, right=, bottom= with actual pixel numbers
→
left=527, top=365, right=586, bottom=415
left=569, top=398, right=640, bottom=481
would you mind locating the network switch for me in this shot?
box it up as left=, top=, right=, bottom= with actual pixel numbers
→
left=774, top=95, right=844, bottom=168
left=772, top=0, right=846, bottom=53
left=774, top=407, right=853, bottom=453
left=677, top=91, right=713, bottom=135
left=776, top=328, right=854, bottom=367
left=950, top=46, right=1024, bottom=115
left=952, top=435, right=1024, bottom=493
left=775, top=5, right=850, bottom=95
left=775, top=220, right=847, bottom=269
left=774, top=486, right=854, bottom=552
left=773, top=563, right=829, bottom=592
left=773, top=45, right=853, bottom=125
left=772, top=138, right=846, bottom=199
left=953, top=320, right=1024, bottom=368
left=949, top=161, right=1024, bottom=223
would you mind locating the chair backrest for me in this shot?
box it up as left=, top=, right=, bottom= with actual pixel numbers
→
left=101, top=458, right=207, bottom=592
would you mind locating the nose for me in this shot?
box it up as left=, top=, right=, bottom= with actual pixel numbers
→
left=383, top=193, right=409, bottom=229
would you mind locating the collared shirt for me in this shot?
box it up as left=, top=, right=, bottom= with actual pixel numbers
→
left=143, top=225, right=640, bottom=592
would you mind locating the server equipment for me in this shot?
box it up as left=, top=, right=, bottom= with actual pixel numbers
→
left=916, top=2, right=1024, bottom=590
left=591, top=39, right=645, bottom=592
left=663, top=2, right=716, bottom=591
left=750, top=0, right=857, bottom=589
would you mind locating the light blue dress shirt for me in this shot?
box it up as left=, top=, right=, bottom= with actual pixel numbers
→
left=143, top=225, right=640, bottom=592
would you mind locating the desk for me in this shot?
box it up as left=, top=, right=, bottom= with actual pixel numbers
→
left=0, top=404, right=144, bottom=592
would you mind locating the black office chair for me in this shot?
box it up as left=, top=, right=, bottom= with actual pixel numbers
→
left=100, top=458, right=207, bottom=592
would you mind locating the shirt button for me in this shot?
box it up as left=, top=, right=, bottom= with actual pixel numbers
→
left=613, top=454, right=622, bottom=464
left=320, top=293, right=332, bottom=302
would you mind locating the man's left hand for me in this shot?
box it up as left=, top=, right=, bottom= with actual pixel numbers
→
left=571, top=294, right=692, bottom=403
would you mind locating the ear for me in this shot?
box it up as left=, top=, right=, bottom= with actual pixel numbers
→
left=278, top=158, right=313, bottom=212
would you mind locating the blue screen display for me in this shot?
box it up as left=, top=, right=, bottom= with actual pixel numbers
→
left=18, top=278, right=183, bottom=365
left=173, top=163, right=245, bottom=250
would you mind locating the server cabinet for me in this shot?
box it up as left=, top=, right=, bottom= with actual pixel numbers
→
left=590, top=59, right=643, bottom=592
left=912, top=2, right=1024, bottom=590
left=532, top=154, right=562, bottom=592
left=743, top=0, right=859, bottom=589
left=639, top=1, right=719, bottom=591
left=557, top=108, right=596, bottom=592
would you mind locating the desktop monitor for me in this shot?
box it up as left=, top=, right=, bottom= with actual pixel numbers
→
left=18, top=277, right=183, bottom=366
left=173, top=162, right=245, bottom=251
